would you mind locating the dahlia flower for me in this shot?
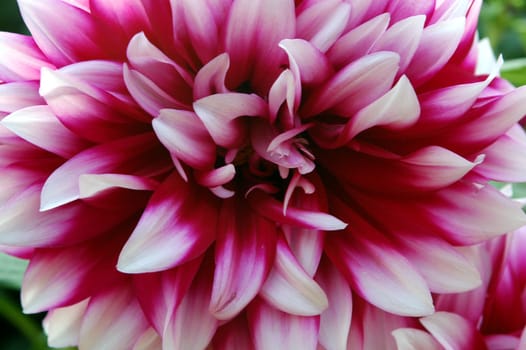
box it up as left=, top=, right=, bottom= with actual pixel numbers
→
left=1, top=0, right=526, bottom=348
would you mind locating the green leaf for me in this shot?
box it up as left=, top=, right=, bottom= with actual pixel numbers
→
left=501, top=58, right=526, bottom=86
left=0, top=253, right=28, bottom=290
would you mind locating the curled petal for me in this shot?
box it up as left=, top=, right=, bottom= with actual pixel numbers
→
left=248, top=298, right=320, bottom=350
left=210, top=198, right=276, bottom=320
left=279, top=39, right=332, bottom=85
left=117, top=172, right=218, bottom=273
left=260, top=234, right=328, bottom=316
left=193, top=53, right=230, bottom=100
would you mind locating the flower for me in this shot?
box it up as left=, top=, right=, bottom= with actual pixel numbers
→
left=1, top=0, right=526, bottom=348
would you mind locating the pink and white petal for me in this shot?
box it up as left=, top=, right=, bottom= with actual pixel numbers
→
left=163, top=263, right=219, bottom=350
left=386, top=0, right=436, bottom=23
left=248, top=298, right=320, bottom=350
left=194, top=53, right=230, bottom=100
left=326, top=225, right=434, bottom=317
left=79, top=285, right=149, bottom=350
left=225, top=0, right=295, bottom=92
left=210, top=198, right=276, bottom=320
left=316, top=260, right=353, bottom=350
left=123, top=64, right=187, bottom=117
left=395, top=235, right=481, bottom=293
left=268, top=69, right=297, bottom=125
left=392, top=328, right=443, bottom=350
left=194, top=165, right=236, bottom=188
left=40, top=133, right=168, bottom=210
left=212, top=314, right=254, bottom=350
left=420, top=312, right=488, bottom=350
left=117, top=172, right=218, bottom=273
left=133, top=328, right=162, bottom=350
left=302, top=51, right=400, bottom=118
left=18, top=0, right=106, bottom=66
left=405, top=17, right=466, bottom=87
left=0, top=32, right=54, bottom=81
left=126, top=33, right=193, bottom=105
left=78, top=174, right=158, bottom=199
left=0, top=81, right=43, bottom=116
left=279, top=39, right=332, bottom=85
left=260, top=234, right=328, bottom=316
left=43, top=299, right=89, bottom=348
left=247, top=189, right=347, bottom=231
left=2, top=105, right=89, bottom=158
left=133, top=259, right=201, bottom=335
left=194, top=92, right=267, bottom=148
left=426, top=181, right=526, bottom=244
left=318, top=146, right=478, bottom=195
left=153, top=109, right=216, bottom=169
left=313, top=75, right=419, bottom=148
left=328, top=13, right=390, bottom=68
left=474, top=125, right=526, bottom=182
left=296, top=0, right=351, bottom=52
left=371, top=15, right=425, bottom=74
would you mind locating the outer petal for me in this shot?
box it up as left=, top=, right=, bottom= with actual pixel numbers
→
left=420, top=312, right=488, bottom=350
left=117, top=172, right=218, bottom=273
left=392, top=328, right=443, bottom=350
left=0, top=32, right=54, bottom=81
left=78, top=284, right=149, bottom=350
left=2, top=105, right=88, bottom=158
left=260, top=234, right=328, bottom=316
left=18, top=0, right=106, bottom=66
left=248, top=298, right=320, bottom=350
left=43, top=299, right=89, bottom=348
left=212, top=314, right=254, bottom=350
left=0, top=81, right=44, bottom=116
left=210, top=198, right=276, bottom=320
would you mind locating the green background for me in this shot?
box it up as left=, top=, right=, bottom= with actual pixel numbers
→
left=0, top=0, right=525, bottom=349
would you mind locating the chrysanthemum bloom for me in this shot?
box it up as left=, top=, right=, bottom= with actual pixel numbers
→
left=1, top=0, right=526, bottom=348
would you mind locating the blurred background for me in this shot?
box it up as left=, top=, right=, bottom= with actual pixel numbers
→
left=0, top=0, right=525, bottom=349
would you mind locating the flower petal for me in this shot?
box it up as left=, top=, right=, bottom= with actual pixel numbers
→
left=117, top=172, right=218, bottom=273
left=248, top=298, right=320, bottom=350
left=43, top=299, right=89, bottom=348
left=260, top=234, right=328, bottom=316
left=210, top=198, right=276, bottom=320
left=212, top=314, right=254, bottom=350
left=392, top=328, right=443, bottom=350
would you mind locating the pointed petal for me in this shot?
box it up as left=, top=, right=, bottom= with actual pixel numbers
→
left=248, top=298, right=320, bottom=350
left=474, top=125, right=526, bottom=182
left=248, top=189, right=347, bottom=231
left=133, top=328, right=162, bottom=350
left=327, top=223, right=434, bottom=317
left=279, top=39, right=332, bottom=85
left=79, top=284, right=149, bottom=350
left=210, top=198, right=276, bottom=320
left=43, top=299, right=88, bottom=348
left=316, top=260, right=353, bottom=350
left=163, top=263, right=219, bottom=350
left=193, top=53, right=230, bottom=100
left=302, top=51, right=400, bottom=118
left=18, top=0, right=105, bottom=66
left=117, top=173, right=218, bottom=273
left=133, top=259, right=201, bottom=335
left=420, top=312, right=488, bottom=350
left=2, top=105, right=88, bottom=158
left=0, top=32, right=54, bottom=81
left=260, top=234, right=328, bottom=316
left=194, top=92, right=267, bottom=148
left=153, top=109, right=216, bottom=169
left=392, top=328, right=443, bottom=350
left=40, top=133, right=168, bottom=211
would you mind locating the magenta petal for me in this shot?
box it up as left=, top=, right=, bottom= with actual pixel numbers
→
left=117, top=172, right=218, bottom=273
left=18, top=0, right=105, bottom=66
left=248, top=298, right=320, bottom=350
left=0, top=32, right=54, bottom=81
left=78, top=285, right=149, bottom=350
left=153, top=109, right=216, bottom=169
left=302, top=51, right=400, bottom=118
left=210, top=199, right=276, bottom=320
left=225, top=0, right=295, bottom=91
left=420, top=312, right=488, bottom=350
left=193, top=92, right=267, bottom=148
left=260, top=234, right=328, bottom=316
left=2, top=105, right=88, bottom=158
left=474, top=125, right=526, bottom=182
left=40, top=133, right=167, bottom=211
left=213, top=314, right=254, bottom=350
left=316, top=260, right=353, bottom=350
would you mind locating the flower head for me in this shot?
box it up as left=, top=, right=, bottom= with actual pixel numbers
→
left=1, top=0, right=526, bottom=348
